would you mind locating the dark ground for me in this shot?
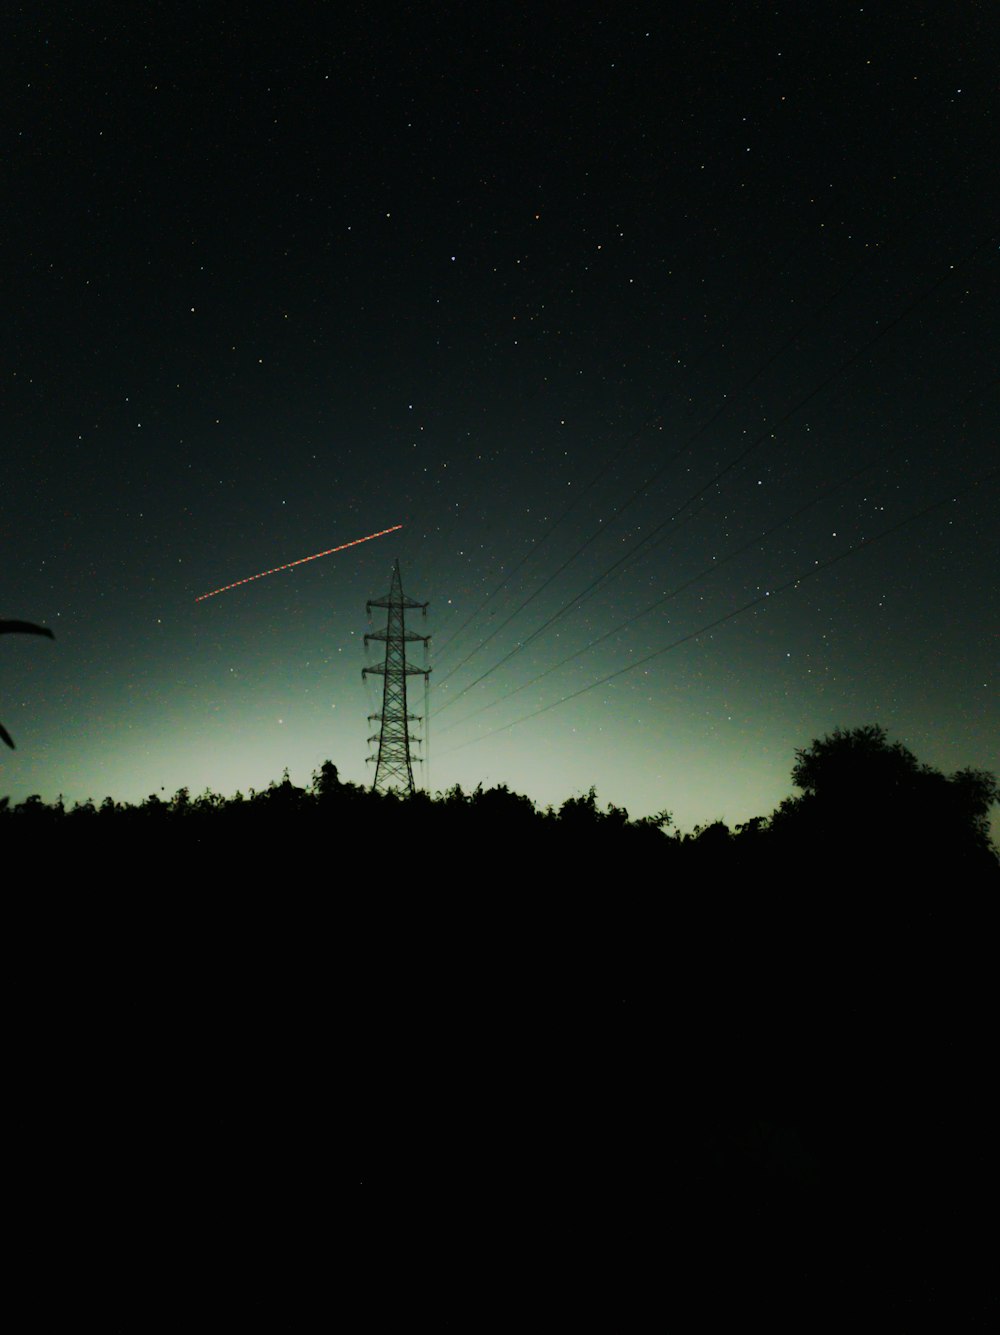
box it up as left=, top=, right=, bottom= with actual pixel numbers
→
left=6, top=781, right=995, bottom=1320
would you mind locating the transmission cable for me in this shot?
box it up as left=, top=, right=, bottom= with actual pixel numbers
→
left=432, top=147, right=991, bottom=676
left=435, top=469, right=999, bottom=758
left=434, top=453, right=886, bottom=736
left=436, top=374, right=997, bottom=735
left=433, top=223, right=832, bottom=667
left=431, top=233, right=995, bottom=718
left=432, top=246, right=874, bottom=694
left=431, top=78, right=846, bottom=664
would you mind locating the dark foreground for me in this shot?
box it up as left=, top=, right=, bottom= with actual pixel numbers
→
left=7, top=823, right=996, bottom=1322
left=5, top=730, right=997, bottom=1319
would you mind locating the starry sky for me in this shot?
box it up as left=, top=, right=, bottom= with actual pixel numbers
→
left=3, top=3, right=998, bottom=838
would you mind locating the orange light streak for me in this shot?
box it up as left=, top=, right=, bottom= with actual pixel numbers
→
left=195, top=524, right=403, bottom=602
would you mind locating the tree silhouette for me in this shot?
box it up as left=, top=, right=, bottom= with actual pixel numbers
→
left=0, top=620, right=54, bottom=749
left=791, top=723, right=919, bottom=799
left=311, top=760, right=340, bottom=800
left=773, top=723, right=998, bottom=875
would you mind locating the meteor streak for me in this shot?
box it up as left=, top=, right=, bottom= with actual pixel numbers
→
left=195, top=524, right=403, bottom=602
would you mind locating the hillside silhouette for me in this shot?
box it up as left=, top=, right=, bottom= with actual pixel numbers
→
left=4, top=726, right=996, bottom=1317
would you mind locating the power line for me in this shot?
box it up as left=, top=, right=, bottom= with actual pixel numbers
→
left=436, top=375, right=997, bottom=735
left=433, top=142, right=991, bottom=676
left=435, top=469, right=998, bottom=758
left=433, top=234, right=830, bottom=668
left=431, top=234, right=995, bottom=719
left=434, top=455, right=885, bottom=736
left=433, top=250, right=872, bottom=684
left=432, top=413, right=663, bottom=661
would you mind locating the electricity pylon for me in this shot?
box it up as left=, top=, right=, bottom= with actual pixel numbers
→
left=362, top=559, right=430, bottom=794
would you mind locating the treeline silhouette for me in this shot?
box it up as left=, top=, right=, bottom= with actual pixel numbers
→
left=4, top=726, right=996, bottom=1318
left=5, top=724, right=996, bottom=883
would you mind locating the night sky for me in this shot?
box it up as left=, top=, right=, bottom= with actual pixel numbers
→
left=4, top=3, right=998, bottom=838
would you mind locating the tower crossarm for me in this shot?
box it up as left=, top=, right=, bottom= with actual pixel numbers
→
left=364, top=629, right=430, bottom=646
left=362, top=664, right=431, bottom=677
left=367, top=596, right=428, bottom=613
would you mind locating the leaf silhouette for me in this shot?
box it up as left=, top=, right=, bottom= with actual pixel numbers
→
left=1, top=620, right=55, bottom=749
left=0, top=621, right=55, bottom=639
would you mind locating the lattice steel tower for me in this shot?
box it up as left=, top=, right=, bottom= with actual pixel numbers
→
left=363, top=559, right=430, bottom=794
